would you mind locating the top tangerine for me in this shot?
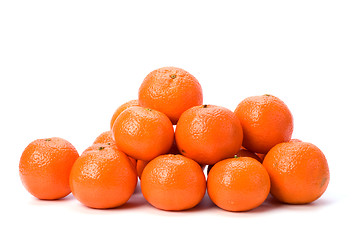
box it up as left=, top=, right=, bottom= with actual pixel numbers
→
left=138, top=67, right=203, bottom=124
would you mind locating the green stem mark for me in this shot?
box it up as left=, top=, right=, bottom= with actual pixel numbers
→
left=98, top=146, right=105, bottom=150
left=44, top=138, right=51, bottom=141
left=202, top=104, right=208, bottom=108
left=170, top=74, right=177, bottom=79
left=145, top=108, right=152, bottom=111
left=234, top=155, right=240, bottom=159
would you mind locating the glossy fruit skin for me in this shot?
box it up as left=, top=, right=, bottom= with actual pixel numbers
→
left=135, top=139, right=181, bottom=175
left=207, top=157, right=270, bottom=212
left=81, top=143, right=115, bottom=156
left=112, top=106, right=174, bottom=161
left=138, top=67, right=203, bottom=124
left=263, top=141, right=330, bottom=204
left=136, top=139, right=205, bottom=179
left=110, top=100, right=139, bottom=129
left=82, top=142, right=137, bottom=170
left=141, top=154, right=206, bottom=211
left=91, top=131, right=137, bottom=168
left=207, top=148, right=262, bottom=174
left=234, top=95, right=293, bottom=154
left=175, top=105, right=243, bottom=165
left=93, top=130, right=115, bottom=145
left=69, top=146, right=137, bottom=209
left=19, top=137, right=79, bottom=200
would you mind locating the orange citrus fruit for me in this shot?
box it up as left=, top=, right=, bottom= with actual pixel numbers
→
left=234, top=94, right=293, bottom=154
left=112, top=106, right=174, bottom=161
left=138, top=67, right=203, bottom=124
left=70, top=145, right=137, bottom=209
left=263, top=141, right=330, bottom=204
left=110, top=100, right=139, bottom=129
left=93, top=130, right=115, bottom=145
left=19, top=137, right=79, bottom=200
left=175, top=104, right=243, bottom=165
left=207, top=157, right=270, bottom=211
left=141, top=154, right=206, bottom=211
left=91, top=131, right=137, bottom=168
left=207, top=148, right=262, bottom=174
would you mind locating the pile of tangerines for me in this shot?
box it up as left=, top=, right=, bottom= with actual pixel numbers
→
left=19, top=67, right=330, bottom=212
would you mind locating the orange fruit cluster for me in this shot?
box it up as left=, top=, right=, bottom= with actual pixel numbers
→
left=19, top=66, right=330, bottom=212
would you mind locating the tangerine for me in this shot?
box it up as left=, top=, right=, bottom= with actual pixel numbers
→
left=207, top=157, right=270, bottom=211
left=141, top=154, right=206, bottom=211
left=93, top=130, right=115, bottom=145
left=234, top=94, right=293, bottom=154
left=110, top=100, right=139, bottom=129
left=138, top=67, right=203, bottom=124
left=263, top=141, right=330, bottom=204
left=207, top=148, right=262, bottom=174
left=70, top=145, right=137, bottom=209
left=175, top=104, right=243, bottom=165
left=112, top=106, right=174, bottom=161
left=19, top=137, right=79, bottom=200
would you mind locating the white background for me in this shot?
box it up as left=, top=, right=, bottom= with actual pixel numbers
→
left=1, top=1, right=354, bottom=239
